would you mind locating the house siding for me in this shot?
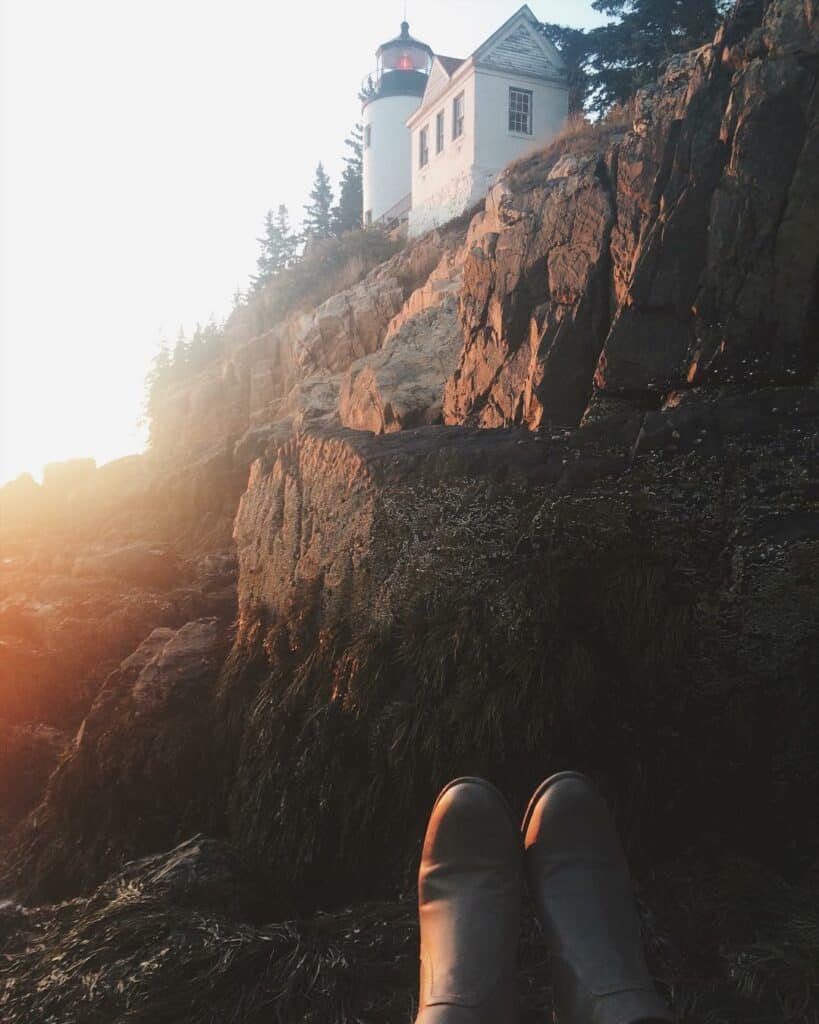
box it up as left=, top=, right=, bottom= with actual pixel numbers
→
left=408, top=72, right=478, bottom=237
left=406, top=8, right=568, bottom=238
left=478, top=21, right=561, bottom=79
left=473, top=67, right=568, bottom=172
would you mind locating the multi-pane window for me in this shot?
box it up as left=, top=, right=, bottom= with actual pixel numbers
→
left=436, top=111, right=445, bottom=154
left=419, top=127, right=429, bottom=167
left=364, top=125, right=371, bottom=149
left=452, top=93, right=465, bottom=139
left=509, top=88, right=533, bottom=134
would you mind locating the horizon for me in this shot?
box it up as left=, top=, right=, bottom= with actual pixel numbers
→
left=0, top=0, right=607, bottom=486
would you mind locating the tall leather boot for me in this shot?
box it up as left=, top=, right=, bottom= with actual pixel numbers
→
left=416, top=777, right=522, bottom=1024
left=522, top=771, right=674, bottom=1024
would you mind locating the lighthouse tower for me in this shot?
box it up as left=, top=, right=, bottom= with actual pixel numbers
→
left=362, top=21, right=433, bottom=226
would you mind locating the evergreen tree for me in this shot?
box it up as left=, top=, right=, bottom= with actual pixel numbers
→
left=187, top=316, right=224, bottom=370
left=252, top=204, right=299, bottom=291
left=172, top=326, right=189, bottom=376
left=332, top=124, right=364, bottom=236
left=145, top=338, right=171, bottom=412
left=539, top=23, right=592, bottom=116
left=187, top=322, right=206, bottom=371
left=303, top=162, right=334, bottom=241
left=584, top=0, right=730, bottom=113
left=144, top=338, right=173, bottom=441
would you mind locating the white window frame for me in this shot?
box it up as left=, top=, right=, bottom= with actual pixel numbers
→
left=508, top=87, right=533, bottom=135
left=435, top=110, right=445, bottom=154
left=419, top=126, right=430, bottom=168
left=452, top=93, right=465, bottom=140
left=364, top=125, right=371, bottom=149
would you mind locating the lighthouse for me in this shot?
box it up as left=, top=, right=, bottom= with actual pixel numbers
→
left=362, top=21, right=433, bottom=227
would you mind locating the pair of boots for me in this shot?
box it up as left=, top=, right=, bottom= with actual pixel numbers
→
left=416, top=772, right=673, bottom=1024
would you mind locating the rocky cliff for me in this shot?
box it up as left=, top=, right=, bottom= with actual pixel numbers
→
left=1, top=2, right=818, bottom=1020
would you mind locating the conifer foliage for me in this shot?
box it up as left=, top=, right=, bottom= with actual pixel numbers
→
left=332, top=125, right=364, bottom=236
left=252, top=205, right=299, bottom=291
left=541, top=0, right=731, bottom=115
left=303, top=162, right=335, bottom=242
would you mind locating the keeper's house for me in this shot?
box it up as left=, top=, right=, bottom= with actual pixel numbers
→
left=360, top=6, right=568, bottom=238
left=407, top=6, right=567, bottom=236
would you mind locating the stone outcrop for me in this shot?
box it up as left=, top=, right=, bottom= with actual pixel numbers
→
left=223, top=395, right=816, bottom=913
left=445, top=0, right=817, bottom=429
left=7, top=619, right=226, bottom=901
left=597, top=13, right=818, bottom=394
left=338, top=300, right=463, bottom=434
left=0, top=723, right=66, bottom=832
left=148, top=229, right=465, bottom=455
left=445, top=158, right=616, bottom=428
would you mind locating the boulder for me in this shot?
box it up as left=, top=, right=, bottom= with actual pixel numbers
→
left=6, top=619, right=225, bottom=901
left=339, top=300, right=463, bottom=434
left=71, top=542, right=180, bottom=589
left=0, top=723, right=66, bottom=831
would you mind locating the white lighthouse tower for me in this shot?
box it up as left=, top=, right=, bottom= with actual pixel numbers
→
left=362, top=21, right=433, bottom=227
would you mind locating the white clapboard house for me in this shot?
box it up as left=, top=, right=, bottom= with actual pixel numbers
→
left=361, top=6, right=568, bottom=237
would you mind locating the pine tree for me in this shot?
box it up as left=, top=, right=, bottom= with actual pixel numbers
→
left=144, top=338, right=172, bottom=441
left=252, top=204, right=299, bottom=291
left=187, top=322, right=207, bottom=372
left=585, top=0, right=730, bottom=113
left=303, top=162, right=334, bottom=241
left=332, top=125, right=364, bottom=236
left=539, top=23, right=592, bottom=116
left=172, top=326, right=189, bottom=376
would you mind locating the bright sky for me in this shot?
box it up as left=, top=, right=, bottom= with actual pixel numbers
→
left=0, top=0, right=607, bottom=485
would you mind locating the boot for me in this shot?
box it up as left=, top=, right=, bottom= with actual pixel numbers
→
left=522, top=771, right=674, bottom=1024
left=416, top=777, right=522, bottom=1024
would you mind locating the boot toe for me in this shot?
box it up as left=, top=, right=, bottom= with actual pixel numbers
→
left=522, top=772, right=673, bottom=1024
left=417, top=778, right=521, bottom=1022
left=425, top=777, right=520, bottom=868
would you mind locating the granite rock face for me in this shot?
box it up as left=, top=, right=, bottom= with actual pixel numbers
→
left=148, top=230, right=464, bottom=454
left=0, top=724, right=66, bottom=832
left=7, top=620, right=226, bottom=901
left=338, top=300, right=463, bottom=434
left=444, top=157, right=616, bottom=428
left=446, top=2, right=817, bottom=425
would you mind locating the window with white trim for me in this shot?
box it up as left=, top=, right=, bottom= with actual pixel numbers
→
left=436, top=110, right=445, bottom=154
left=452, top=93, right=465, bottom=139
left=364, top=125, right=371, bottom=149
left=419, top=126, right=429, bottom=167
left=509, top=88, right=533, bottom=134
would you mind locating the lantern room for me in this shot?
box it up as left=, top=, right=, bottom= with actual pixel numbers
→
left=362, top=21, right=434, bottom=228
left=368, top=21, right=433, bottom=102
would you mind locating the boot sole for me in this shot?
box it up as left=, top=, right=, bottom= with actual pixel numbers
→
left=520, top=770, right=593, bottom=836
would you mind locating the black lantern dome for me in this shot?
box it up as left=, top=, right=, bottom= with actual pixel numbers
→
left=362, top=22, right=433, bottom=105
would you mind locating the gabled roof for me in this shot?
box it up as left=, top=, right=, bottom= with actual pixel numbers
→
left=412, top=55, right=465, bottom=113
left=473, top=4, right=564, bottom=76
left=436, top=55, right=465, bottom=77
left=408, top=5, right=565, bottom=128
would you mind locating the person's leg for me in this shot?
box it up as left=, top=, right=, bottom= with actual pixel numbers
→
left=522, top=772, right=673, bottom=1024
left=415, top=777, right=522, bottom=1024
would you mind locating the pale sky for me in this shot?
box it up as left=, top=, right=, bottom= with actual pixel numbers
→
left=0, top=0, right=607, bottom=485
